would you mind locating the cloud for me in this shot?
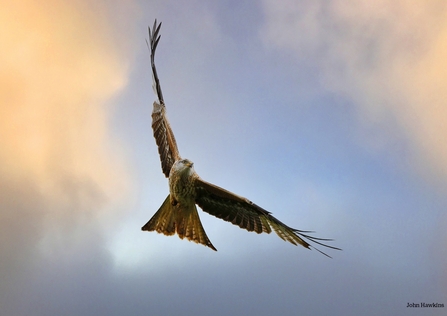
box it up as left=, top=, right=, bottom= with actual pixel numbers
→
left=261, top=0, right=447, bottom=185
left=1, top=2, right=445, bottom=315
left=0, top=0, right=134, bottom=310
left=1, top=0, right=129, bottom=189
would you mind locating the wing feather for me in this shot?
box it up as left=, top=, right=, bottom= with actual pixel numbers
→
left=194, top=178, right=340, bottom=257
left=148, top=20, right=180, bottom=177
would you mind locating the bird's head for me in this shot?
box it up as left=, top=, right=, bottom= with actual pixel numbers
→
left=172, top=158, right=195, bottom=176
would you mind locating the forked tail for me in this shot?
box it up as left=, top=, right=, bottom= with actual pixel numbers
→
left=142, top=195, right=217, bottom=251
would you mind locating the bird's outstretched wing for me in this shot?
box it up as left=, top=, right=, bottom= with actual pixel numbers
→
left=194, top=178, right=340, bottom=257
left=148, top=20, right=180, bottom=177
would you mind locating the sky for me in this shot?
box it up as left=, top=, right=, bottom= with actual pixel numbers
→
left=1, top=0, right=447, bottom=315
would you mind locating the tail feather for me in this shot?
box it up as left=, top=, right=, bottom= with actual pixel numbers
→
left=142, top=195, right=176, bottom=235
left=176, top=204, right=217, bottom=251
left=142, top=195, right=217, bottom=251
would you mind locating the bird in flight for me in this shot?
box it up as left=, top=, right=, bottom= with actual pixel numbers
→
left=141, top=20, right=340, bottom=257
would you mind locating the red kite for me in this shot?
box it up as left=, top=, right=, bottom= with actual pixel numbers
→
left=142, top=20, right=340, bottom=257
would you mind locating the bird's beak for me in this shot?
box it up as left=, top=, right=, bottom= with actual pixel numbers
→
left=186, top=161, right=193, bottom=168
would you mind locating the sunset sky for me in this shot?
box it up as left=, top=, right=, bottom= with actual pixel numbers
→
left=1, top=0, right=446, bottom=315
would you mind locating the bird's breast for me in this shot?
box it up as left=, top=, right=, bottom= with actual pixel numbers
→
left=169, top=170, right=197, bottom=205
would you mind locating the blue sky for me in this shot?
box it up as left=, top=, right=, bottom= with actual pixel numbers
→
left=1, top=0, right=447, bottom=315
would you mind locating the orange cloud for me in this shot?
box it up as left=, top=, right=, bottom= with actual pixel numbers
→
left=0, top=0, right=131, bottom=206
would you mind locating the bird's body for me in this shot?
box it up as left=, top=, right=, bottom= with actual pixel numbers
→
left=141, top=20, right=340, bottom=257
left=169, top=159, right=197, bottom=207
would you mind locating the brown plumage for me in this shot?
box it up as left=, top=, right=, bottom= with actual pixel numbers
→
left=148, top=21, right=180, bottom=177
left=141, top=20, right=340, bottom=257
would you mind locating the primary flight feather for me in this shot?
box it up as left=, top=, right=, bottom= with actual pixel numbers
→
left=142, top=20, right=340, bottom=257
